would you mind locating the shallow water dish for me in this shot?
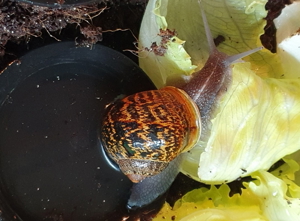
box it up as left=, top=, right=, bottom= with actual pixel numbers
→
left=0, top=42, right=155, bottom=221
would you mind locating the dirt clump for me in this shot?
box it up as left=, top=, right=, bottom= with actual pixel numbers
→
left=0, top=0, right=106, bottom=56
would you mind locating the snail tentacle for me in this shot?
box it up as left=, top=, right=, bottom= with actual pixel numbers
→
left=225, top=47, right=263, bottom=65
left=199, top=2, right=216, bottom=54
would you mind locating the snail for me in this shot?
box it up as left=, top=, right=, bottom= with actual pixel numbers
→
left=100, top=6, right=262, bottom=208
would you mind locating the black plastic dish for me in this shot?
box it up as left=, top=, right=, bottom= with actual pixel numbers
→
left=0, top=42, right=156, bottom=221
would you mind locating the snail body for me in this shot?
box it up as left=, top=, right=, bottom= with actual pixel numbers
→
left=100, top=6, right=262, bottom=208
left=101, top=86, right=201, bottom=183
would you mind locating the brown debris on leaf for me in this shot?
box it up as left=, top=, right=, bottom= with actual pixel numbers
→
left=149, top=42, right=167, bottom=56
left=158, top=28, right=177, bottom=44
left=143, top=28, right=177, bottom=56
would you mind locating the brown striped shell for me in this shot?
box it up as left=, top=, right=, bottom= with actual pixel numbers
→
left=100, top=86, right=201, bottom=183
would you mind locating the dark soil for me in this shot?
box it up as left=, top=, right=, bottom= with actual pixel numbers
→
left=0, top=0, right=148, bottom=71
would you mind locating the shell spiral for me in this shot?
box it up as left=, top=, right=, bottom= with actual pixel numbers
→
left=100, top=86, right=201, bottom=183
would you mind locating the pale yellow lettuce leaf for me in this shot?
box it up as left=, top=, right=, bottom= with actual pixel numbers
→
left=153, top=184, right=267, bottom=221
left=248, top=170, right=300, bottom=220
left=154, top=161, right=300, bottom=221
left=274, top=1, right=300, bottom=79
left=183, top=62, right=300, bottom=184
left=138, top=0, right=197, bottom=88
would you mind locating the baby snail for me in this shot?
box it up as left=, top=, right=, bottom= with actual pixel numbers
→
left=100, top=7, right=262, bottom=208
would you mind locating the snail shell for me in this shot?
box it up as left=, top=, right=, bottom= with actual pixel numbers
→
left=101, top=86, right=201, bottom=183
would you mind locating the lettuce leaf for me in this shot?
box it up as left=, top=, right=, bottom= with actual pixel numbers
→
left=138, top=0, right=197, bottom=88
left=154, top=184, right=267, bottom=221
left=139, top=0, right=300, bottom=184
left=274, top=1, right=300, bottom=79
left=194, top=62, right=300, bottom=183
left=154, top=159, right=300, bottom=221
left=247, top=157, right=300, bottom=220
